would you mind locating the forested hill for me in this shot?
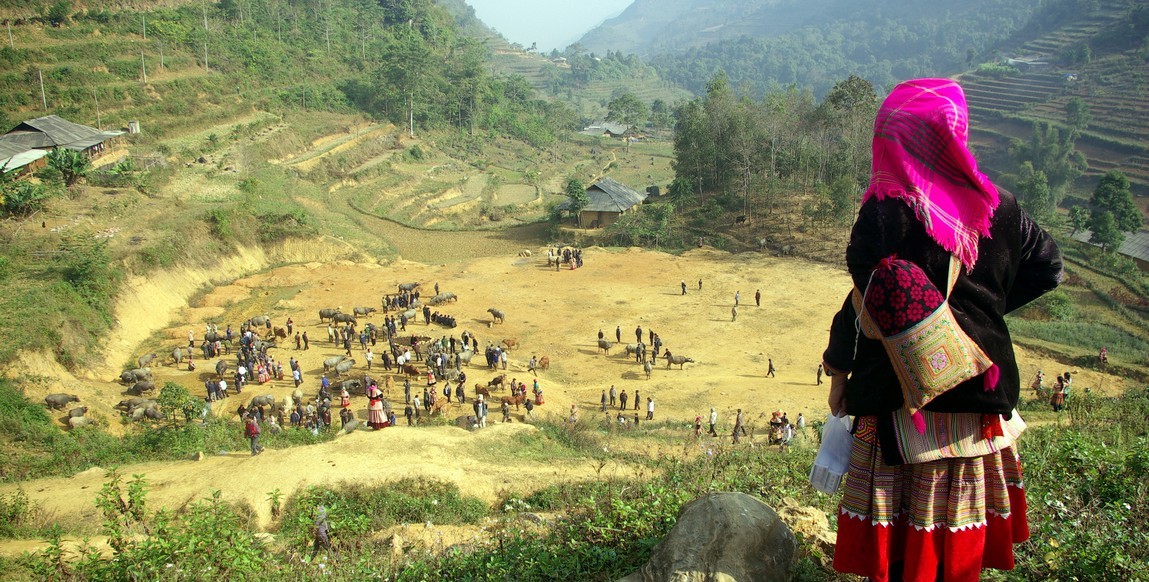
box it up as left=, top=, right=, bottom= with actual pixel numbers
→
left=577, top=0, right=1044, bottom=96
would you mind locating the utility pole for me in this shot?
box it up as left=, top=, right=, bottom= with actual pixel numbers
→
left=7, top=20, right=12, bottom=48
left=140, top=49, right=147, bottom=82
left=158, top=40, right=164, bottom=70
left=142, top=14, right=146, bottom=39
left=38, top=68, right=46, bottom=110
left=204, top=41, right=209, bottom=72
left=94, top=93, right=101, bottom=130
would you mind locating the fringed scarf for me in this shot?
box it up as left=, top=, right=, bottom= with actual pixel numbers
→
left=864, top=78, right=999, bottom=270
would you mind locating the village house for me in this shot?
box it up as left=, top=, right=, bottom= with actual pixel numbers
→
left=570, top=177, right=648, bottom=229
left=0, top=115, right=124, bottom=177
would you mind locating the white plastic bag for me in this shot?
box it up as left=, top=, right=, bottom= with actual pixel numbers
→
left=809, top=414, right=853, bottom=494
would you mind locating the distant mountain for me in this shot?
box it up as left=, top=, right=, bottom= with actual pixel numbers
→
left=576, top=0, right=1044, bottom=96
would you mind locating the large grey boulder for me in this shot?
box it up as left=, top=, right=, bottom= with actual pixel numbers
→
left=618, top=492, right=796, bottom=582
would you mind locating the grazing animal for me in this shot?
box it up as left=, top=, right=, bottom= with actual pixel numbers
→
left=68, top=406, right=88, bottom=418
left=431, top=398, right=448, bottom=416
left=332, top=313, right=358, bottom=326
left=248, top=315, right=271, bottom=328
left=338, top=379, right=363, bottom=393
left=487, top=374, right=506, bottom=389
left=597, top=339, right=613, bottom=354
left=120, top=367, right=152, bottom=384
left=116, top=397, right=152, bottom=412
left=204, top=331, right=229, bottom=344
left=333, top=359, right=356, bottom=377
left=68, top=416, right=93, bottom=429
left=734, top=214, right=749, bottom=226
left=664, top=351, right=695, bottom=369
left=171, top=347, right=186, bottom=366
left=215, top=360, right=228, bottom=378
left=249, top=394, right=276, bottom=408
left=402, top=364, right=420, bottom=378
left=537, top=356, right=550, bottom=372
left=137, top=352, right=158, bottom=368
left=44, top=393, right=80, bottom=410
left=323, top=355, right=347, bottom=372
left=501, top=393, right=526, bottom=410
left=318, top=308, right=341, bottom=323
left=353, top=306, right=377, bottom=317
left=268, top=326, right=288, bottom=340
left=517, top=249, right=532, bottom=257
left=487, top=308, right=505, bottom=324
left=401, top=309, right=417, bottom=322
left=624, top=343, right=640, bottom=358
left=644, top=359, right=653, bottom=379
left=501, top=338, right=519, bottom=350
left=119, top=370, right=137, bottom=384
left=398, top=282, right=421, bottom=292
left=457, top=350, right=475, bottom=366
left=475, top=385, right=491, bottom=398
left=130, top=380, right=157, bottom=395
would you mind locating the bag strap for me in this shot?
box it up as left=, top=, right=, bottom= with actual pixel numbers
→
left=943, top=255, right=960, bottom=298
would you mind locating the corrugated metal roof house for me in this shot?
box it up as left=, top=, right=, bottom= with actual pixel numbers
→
left=579, top=177, right=647, bottom=228
left=0, top=140, right=49, bottom=176
left=4, top=115, right=123, bottom=158
left=1071, top=229, right=1149, bottom=270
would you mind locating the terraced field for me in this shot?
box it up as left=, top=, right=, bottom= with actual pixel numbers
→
left=959, top=0, right=1149, bottom=195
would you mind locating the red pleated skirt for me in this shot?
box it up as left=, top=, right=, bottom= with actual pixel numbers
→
left=833, top=416, right=1029, bottom=582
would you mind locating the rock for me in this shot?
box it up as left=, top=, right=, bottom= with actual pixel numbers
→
left=618, top=492, right=796, bottom=582
left=197, top=156, right=207, bottom=163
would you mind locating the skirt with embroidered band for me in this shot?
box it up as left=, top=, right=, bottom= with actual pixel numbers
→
left=833, top=415, right=1029, bottom=582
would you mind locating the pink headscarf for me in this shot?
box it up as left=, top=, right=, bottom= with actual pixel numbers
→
left=864, top=78, right=999, bottom=270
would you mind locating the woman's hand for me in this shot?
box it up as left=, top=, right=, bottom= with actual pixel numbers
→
left=828, top=374, right=848, bottom=417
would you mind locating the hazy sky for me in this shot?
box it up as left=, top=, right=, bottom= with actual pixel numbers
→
left=465, top=0, right=633, bottom=52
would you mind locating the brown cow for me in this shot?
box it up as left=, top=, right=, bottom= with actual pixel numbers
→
left=501, top=338, right=519, bottom=350
left=431, top=398, right=448, bottom=416
left=487, top=373, right=507, bottom=390
left=537, top=356, right=550, bottom=372
left=475, top=385, right=491, bottom=398
left=402, top=364, right=420, bottom=378
left=501, top=393, right=526, bottom=410
left=267, top=326, right=288, bottom=340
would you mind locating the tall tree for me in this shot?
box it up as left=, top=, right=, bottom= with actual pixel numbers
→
left=1009, top=121, right=1087, bottom=198
left=565, top=178, right=588, bottom=226
left=1091, top=170, right=1142, bottom=233
left=606, top=91, right=648, bottom=128
left=1088, top=210, right=1124, bottom=252
left=1065, top=97, right=1091, bottom=131
left=1015, top=162, right=1054, bottom=223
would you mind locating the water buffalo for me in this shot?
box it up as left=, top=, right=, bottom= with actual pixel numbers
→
left=116, top=397, right=154, bottom=413
left=171, top=347, right=187, bottom=366
left=44, top=393, right=80, bottom=409
left=597, top=339, right=613, bottom=354
left=426, top=292, right=458, bottom=306
left=457, top=350, right=475, bottom=366
left=644, top=359, right=654, bottom=379
left=68, top=406, right=88, bottom=418
left=398, top=282, right=421, bottom=292
left=68, top=416, right=93, bottom=429
left=250, top=394, right=276, bottom=408
left=318, top=308, right=341, bottom=323
left=252, top=339, right=276, bottom=352
left=215, top=360, right=228, bottom=378
left=624, top=343, right=641, bottom=358
left=333, top=358, right=356, bottom=377
left=119, top=367, right=152, bottom=384
left=353, top=306, right=377, bottom=317
left=131, top=405, right=164, bottom=421
left=332, top=313, right=358, bottom=326
left=487, top=308, right=505, bottom=324
left=204, top=331, right=227, bottom=344
left=130, top=380, right=157, bottom=395
left=248, top=315, right=271, bottom=328
left=339, top=379, right=363, bottom=393
left=137, top=352, right=158, bottom=368
left=340, top=418, right=361, bottom=433
left=664, top=351, right=695, bottom=369
left=401, top=309, right=417, bottom=322
left=323, top=355, right=347, bottom=372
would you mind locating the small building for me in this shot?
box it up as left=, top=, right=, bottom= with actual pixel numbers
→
left=578, top=177, right=648, bottom=228
left=0, top=140, right=48, bottom=177
left=4, top=115, right=124, bottom=159
left=1071, top=229, right=1149, bottom=271
left=579, top=122, right=630, bottom=138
